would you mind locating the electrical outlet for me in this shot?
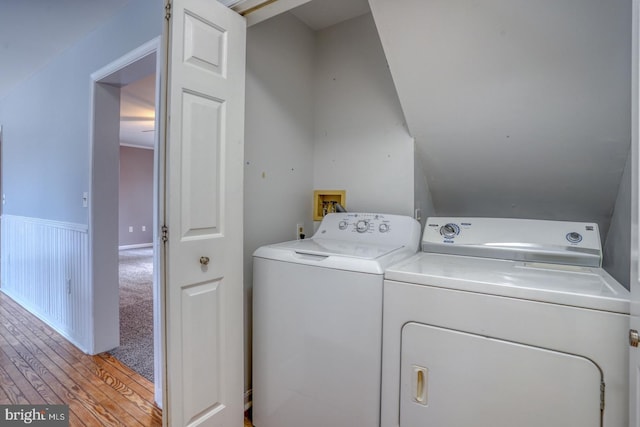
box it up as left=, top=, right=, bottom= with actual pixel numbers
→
left=129, top=226, right=133, bottom=233
left=297, top=223, right=305, bottom=240
left=142, top=225, right=146, bottom=231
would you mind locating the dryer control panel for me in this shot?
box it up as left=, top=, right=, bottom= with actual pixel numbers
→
left=422, top=217, right=602, bottom=267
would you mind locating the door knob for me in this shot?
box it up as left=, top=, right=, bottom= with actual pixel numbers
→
left=200, top=256, right=210, bottom=266
left=630, top=329, right=639, bottom=347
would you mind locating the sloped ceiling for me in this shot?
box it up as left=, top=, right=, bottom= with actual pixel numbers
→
left=369, top=0, right=631, bottom=235
left=0, top=0, right=157, bottom=148
left=0, top=0, right=131, bottom=99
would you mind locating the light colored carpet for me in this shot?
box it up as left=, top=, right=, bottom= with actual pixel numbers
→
left=109, top=247, right=154, bottom=382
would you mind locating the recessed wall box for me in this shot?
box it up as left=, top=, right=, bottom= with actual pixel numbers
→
left=313, top=190, right=346, bottom=221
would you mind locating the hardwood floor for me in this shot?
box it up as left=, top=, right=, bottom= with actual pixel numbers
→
left=0, top=292, right=255, bottom=426
left=0, top=291, right=162, bottom=426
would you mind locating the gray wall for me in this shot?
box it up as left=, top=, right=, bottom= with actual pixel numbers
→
left=414, top=144, right=436, bottom=230
left=244, top=11, right=418, bottom=306
left=119, top=146, right=154, bottom=247
left=244, top=11, right=317, bottom=394
left=312, top=13, right=415, bottom=216
left=603, top=152, right=631, bottom=289
left=0, top=0, right=162, bottom=225
left=243, top=10, right=421, bottom=395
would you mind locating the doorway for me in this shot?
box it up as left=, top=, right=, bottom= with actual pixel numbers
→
left=90, top=37, right=163, bottom=406
left=110, top=73, right=157, bottom=383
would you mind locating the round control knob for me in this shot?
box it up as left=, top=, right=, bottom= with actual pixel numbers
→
left=566, top=232, right=582, bottom=243
left=440, top=223, right=459, bottom=239
left=379, top=223, right=390, bottom=233
left=356, top=220, right=369, bottom=233
left=338, top=220, right=348, bottom=230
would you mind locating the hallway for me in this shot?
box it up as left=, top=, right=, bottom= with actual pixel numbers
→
left=0, top=292, right=162, bottom=426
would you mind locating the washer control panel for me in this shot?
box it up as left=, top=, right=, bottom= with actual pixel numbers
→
left=314, top=212, right=421, bottom=247
left=422, top=217, right=602, bottom=267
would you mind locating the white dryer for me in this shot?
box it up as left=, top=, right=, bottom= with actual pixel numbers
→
left=381, top=217, right=630, bottom=427
left=252, top=212, right=421, bottom=427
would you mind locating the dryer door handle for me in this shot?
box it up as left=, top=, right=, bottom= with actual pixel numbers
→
left=412, top=365, right=428, bottom=405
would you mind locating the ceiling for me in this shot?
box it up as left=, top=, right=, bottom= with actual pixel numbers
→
left=0, top=0, right=157, bottom=148
left=369, top=0, right=631, bottom=236
left=120, top=74, right=156, bottom=148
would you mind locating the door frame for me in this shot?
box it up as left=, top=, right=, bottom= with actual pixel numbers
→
left=89, top=36, right=164, bottom=405
left=0, top=124, right=2, bottom=287
left=631, top=0, right=639, bottom=425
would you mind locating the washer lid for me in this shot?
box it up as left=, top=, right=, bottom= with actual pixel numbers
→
left=254, top=238, right=416, bottom=274
left=265, top=238, right=403, bottom=260
left=385, top=253, right=630, bottom=314
left=253, top=212, right=421, bottom=274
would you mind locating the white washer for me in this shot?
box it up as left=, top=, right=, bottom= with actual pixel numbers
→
left=252, top=212, right=421, bottom=427
left=381, top=217, right=630, bottom=427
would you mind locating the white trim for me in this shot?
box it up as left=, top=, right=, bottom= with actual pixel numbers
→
left=1, top=214, right=88, bottom=232
left=119, top=243, right=153, bottom=250
left=153, top=27, right=166, bottom=408
left=91, top=38, right=160, bottom=82
left=89, top=36, right=164, bottom=407
left=220, top=0, right=245, bottom=6
left=630, top=0, right=639, bottom=423
left=120, top=142, right=155, bottom=150
left=235, top=0, right=312, bottom=26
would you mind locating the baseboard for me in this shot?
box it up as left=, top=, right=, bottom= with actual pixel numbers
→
left=119, top=243, right=153, bottom=250
left=0, top=288, right=89, bottom=354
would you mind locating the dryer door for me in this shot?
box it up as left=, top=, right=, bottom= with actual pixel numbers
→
left=400, top=322, right=602, bottom=427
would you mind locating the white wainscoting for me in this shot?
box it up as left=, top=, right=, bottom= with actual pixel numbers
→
left=1, top=215, right=91, bottom=352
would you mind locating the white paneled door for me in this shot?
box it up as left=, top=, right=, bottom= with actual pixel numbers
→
left=161, top=1, right=246, bottom=426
